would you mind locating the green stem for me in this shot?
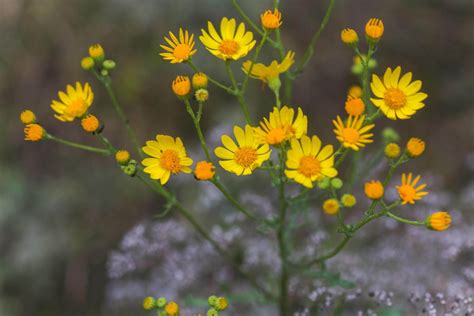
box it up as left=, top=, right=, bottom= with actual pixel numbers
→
left=386, top=211, right=425, bottom=226
left=293, top=0, right=337, bottom=76
left=184, top=99, right=212, bottom=162
left=360, top=47, right=375, bottom=115
left=45, top=134, right=111, bottom=155
left=277, top=147, right=289, bottom=316
left=211, top=179, right=258, bottom=220
left=188, top=60, right=236, bottom=95
left=335, top=148, right=349, bottom=167
left=225, top=61, right=252, bottom=124
left=242, top=32, right=267, bottom=93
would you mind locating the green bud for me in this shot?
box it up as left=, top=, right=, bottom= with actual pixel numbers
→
left=121, top=159, right=137, bottom=177
left=331, top=178, right=343, bottom=189
left=207, top=308, right=219, bottom=316
left=351, top=63, right=364, bottom=75
left=101, top=69, right=109, bottom=77
left=195, top=89, right=209, bottom=102
left=157, top=311, right=167, bottom=316
left=103, top=59, right=116, bottom=70
left=208, top=295, right=218, bottom=307
left=382, top=127, right=400, bottom=143
left=368, top=58, right=377, bottom=69
left=341, top=194, right=357, bottom=207
left=267, top=76, right=282, bottom=94
left=156, top=297, right=167, bottom=308
left=317, top=177, right=330, bottom=189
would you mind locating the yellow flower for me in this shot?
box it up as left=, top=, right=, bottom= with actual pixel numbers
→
left=254, top=106, right=307, bottom=146
left=323, top=198, right=340, bottom=215
left=81, top=57, right=95, bottom=70
left=365, top=180, right=384, bottom=200
left=171, top=76, right=191, bottom=97
left=81, top=114, right=100, bottom=133
left=194, top=161, right=215, bottom=180
left=333, top=115, right=374, bottom=151
left=384, top=143, right=401, bottom=159
left=365, top=18, right=384, bottom=41
left=370, top=66, right=428, bottom=120
left=242, top=51, right=295, bottom=83
left=143, top=297, right=155, bottom=310
left=24, top=123, right=45, bottom=141
left=345, top=96, right=365, bottom=116
left=215, top=125, right=271, bottom=175
left=20, top=110, right=36, bottom=124
left=51, top=82, right=94, bottom=122
left=192, top=72, right=208, bottom=89
left=89, top=44, right=105, bottom=60
left=341, top=194, right=357, bottom=207
left=406, top=137, right=425, bottom=157
left=261, top=9, right=282, bottom=29
left=216, top=297, right=229, bottom=310
left=160, top=28, right=196, bottom=64
left=341, top=28, right=358, bottom=44
left=427, top=211, right=451, bottom=231
left=200, top=17, right=256, bottom=61
left=348, top=85, right=362, bottom=98
left=165, top=301, right=179, bottom=315
left=115, top=150, right=131, bottom=165
left=396, top=173, right=428, bottom=205
left=142, top=135, right=193, bottom=185
left=285, top=135, right=338, bottom=188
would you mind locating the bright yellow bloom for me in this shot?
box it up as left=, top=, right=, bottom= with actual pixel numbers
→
left=143, top=297, right=155, bottom=310
left=333, top=115, right=374, bottom=151
left=215, top=125, right=271, bottom=175
left=384, top=143, right=401, bottom=159
left=194, top=161, right=215, bottom=180
left=115, top=150, right=131, bottom=165
left=365, top=180, right=384, bottom=200
left=81, top=114, right=100, bottom=133
left=165, top=301, right=179, bottom=315
left=171, top=76, right=191, bottom=97
left=323, top=198, right=340, bottom=215
left=24, top=123, right=45, bottom=141
left=192, top=72, right=208, bottom=89
left=200, top=17, right=256, bottom=61
left=51, top=82, right=94, bottom=122
left=261, top=9, right=282, bottom=29
left=396, top=173, right=428, bottom=205
left=427, top=212, right=451, bottom=231
left=365, top=18, right=384, bottom=41
left=142, top=135, right=193, bottom=185
left=242, top=51, right=295, bottom=83
left=341, top=194, right=357, bottom=207
left=160, top=28, right=196, bottom=64
left=89, top=44, right=105, bottom=59
left=341, top=28, right=358, bottom=44
left=406, top=137, right=425, bottom=157
left=285, top=135, right=338, bottom=188
left=371, top=66, right=428, bottom=120
left=254, top=106, right=307, bottom=146
left=20, top=110, right=36, bottom=124
left=345, top=96, right=365, bottom=116
left=348, top=85, right=362, bottom=98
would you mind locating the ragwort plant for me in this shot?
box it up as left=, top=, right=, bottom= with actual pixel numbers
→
left=20, top=1, right=452, bottom=315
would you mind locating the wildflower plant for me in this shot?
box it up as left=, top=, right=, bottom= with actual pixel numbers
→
left=19, top=1, right=453, bottom=315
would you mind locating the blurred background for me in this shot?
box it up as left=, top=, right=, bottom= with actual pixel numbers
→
left=1, top=0, right=473, bottom=315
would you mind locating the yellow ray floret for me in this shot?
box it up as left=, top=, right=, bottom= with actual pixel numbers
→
left=333, top=115, right=374, bottom=151
left=142, top=135, right=193, bottom=185
left=159, top=28, right=196, bottom=64
left=242, top=51, right=295, bottom=83
left=370, top=66, right=428, bottom=120
left=215, top=125, right=271, bottom=175
left=285, top=135, right=338, bottom=188
left=396, top=172, right=428, bottom=205
left=200, top=17, right=256, bottom=61
left=50, top=82, right=94, bottom=122
left=254, top=106, right=307, bottom=146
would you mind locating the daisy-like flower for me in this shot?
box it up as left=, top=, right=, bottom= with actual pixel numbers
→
left=215, top=125, right=271, bottom=176
left=333, top=115, right=374, bottom=151
left=371, top=66, right=428, bottom=120
left=261, top=9, right=282, bottom=29
left=396, top=173, right=428, bottom=205
left=254, top=106, right=307, bottom=146
left=159, top=28, right=196, bottom=64
left=242, top=51, right=295, bottom=84
left=51, top=82, right=94, bottom=122
left=200, top=17, right=256, bottom=61
left=285, top=135, right=338, bottom=188
left=141, top=135, right=193, bottom=185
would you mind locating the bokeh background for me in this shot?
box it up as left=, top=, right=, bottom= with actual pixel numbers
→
left=1, top=0, right=473, bottom=315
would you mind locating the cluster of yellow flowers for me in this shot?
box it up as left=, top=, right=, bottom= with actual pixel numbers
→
left=143, top=295, right=228, bottom=316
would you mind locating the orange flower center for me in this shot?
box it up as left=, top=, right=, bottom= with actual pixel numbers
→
left=266, top=128, right=286, bottom=145
left=398, top=184, right=416, bottom=202
left=160, top=149, right=181, bottom=173
left=234, top=147, right=257, bottom=168
left=173, top=43, right=191, bottom=60
left=345, top=98, right=365, bottom=116
left=25, top=124, right=44, bottom=141
left=66, top=99, right=88, bottom=117
left=384, top=88, right=406, bottom=109
left=298, top=156, right=321, bottom=178
left=219, top=40, right=240, bottom=55
left=342, top=127, right=360, bottom=144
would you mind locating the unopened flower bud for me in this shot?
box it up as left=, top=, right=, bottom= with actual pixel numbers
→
left=81, top=57, right=95, bottom=70
left=103, top=59, right=116, bottom=70
left=195, top=89, right=209, bottom=102
left=331, top=178, right=343, bottom=189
